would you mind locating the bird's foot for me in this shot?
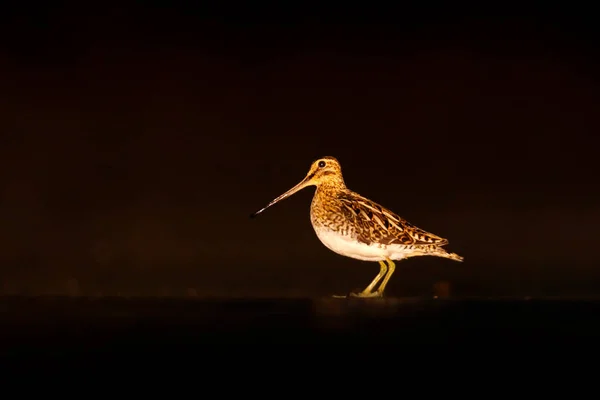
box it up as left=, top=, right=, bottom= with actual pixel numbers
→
left=349, top=291, right=384, bottom=298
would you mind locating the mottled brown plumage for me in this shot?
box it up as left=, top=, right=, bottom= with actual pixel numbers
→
left=251, top=156, right=463, bottom=298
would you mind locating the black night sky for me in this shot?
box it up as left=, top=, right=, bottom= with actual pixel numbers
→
left=0, top=3, right=598, bottom=297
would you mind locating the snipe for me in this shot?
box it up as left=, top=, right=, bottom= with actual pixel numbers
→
left=251, top=156, right=463, bottom=298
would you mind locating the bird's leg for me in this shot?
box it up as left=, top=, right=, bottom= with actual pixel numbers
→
left=362, top=260, right=388, bottom=294
left=349, top=260, right=388, bottom=298
left=374, top=258, right=396, bottom=296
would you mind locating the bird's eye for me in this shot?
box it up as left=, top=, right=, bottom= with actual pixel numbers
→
left=318, top=161, right=326, bottom=168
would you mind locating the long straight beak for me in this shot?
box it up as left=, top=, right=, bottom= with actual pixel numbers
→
left=250, top=175, right=313, bottom=218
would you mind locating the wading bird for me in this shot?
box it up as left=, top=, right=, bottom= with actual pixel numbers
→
left=251, top=156, right=463, bottom=298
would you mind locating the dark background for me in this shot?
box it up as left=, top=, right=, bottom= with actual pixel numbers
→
left=0, top=3, right=598, bottom=298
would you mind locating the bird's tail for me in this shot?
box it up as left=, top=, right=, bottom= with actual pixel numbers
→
left=408, top=245, right=464, bottom=262
left=435, top=248, right=464, bottom=262
left=445, top=252, right=464, bottom=262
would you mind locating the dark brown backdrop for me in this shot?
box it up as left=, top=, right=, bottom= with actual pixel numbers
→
left=0, top=3, right=598, bottom=297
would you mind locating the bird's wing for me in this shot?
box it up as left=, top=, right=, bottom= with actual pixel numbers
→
left=338, top=192, right=449, bottom=247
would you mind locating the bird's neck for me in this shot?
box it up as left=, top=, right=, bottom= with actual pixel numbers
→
left=315, top=180, right=346, bottom=198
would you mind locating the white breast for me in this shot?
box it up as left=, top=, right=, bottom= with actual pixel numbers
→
left=313, top=226, right=395, bottom=262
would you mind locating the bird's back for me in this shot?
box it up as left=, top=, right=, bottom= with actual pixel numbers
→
left=314, top=185, right=458, bottom=244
